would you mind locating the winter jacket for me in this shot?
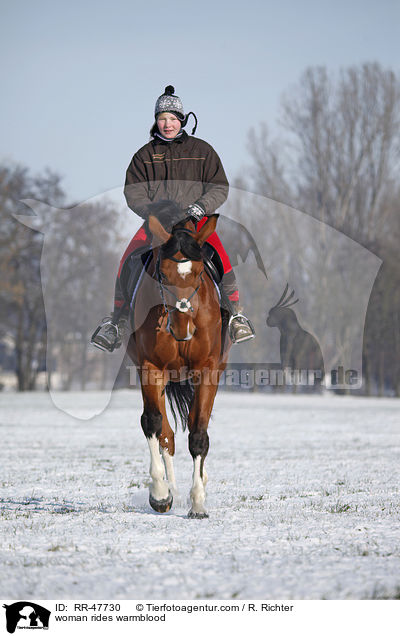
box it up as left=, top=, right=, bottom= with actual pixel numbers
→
left=124, top=131, right=229, bottom=219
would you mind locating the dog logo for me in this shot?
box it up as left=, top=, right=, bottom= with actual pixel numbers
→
left=3, top=602, right=51, bottom=633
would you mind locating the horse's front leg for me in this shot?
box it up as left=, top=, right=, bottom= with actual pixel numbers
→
left=159, top=390, right=179, bottom=501
left=140, top=366, right=175, bottom=513
left=187, top=371, right=220, bottom=519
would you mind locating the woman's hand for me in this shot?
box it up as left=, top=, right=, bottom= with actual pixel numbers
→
left=186, top=203, right=205, bottom=221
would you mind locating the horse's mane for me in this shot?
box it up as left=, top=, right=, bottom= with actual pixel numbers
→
left=148, top=200, right=202, bottom=262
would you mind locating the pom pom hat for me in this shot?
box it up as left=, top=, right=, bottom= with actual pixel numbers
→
left=154, top=85, right=198, bottom=135
left=155, top=85, right=184, bottom=119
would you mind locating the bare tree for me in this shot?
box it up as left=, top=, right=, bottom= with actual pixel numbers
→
left=0, top=165, right=64, bottom=390
left=40, top=198, right=122, bottom=390
left=0, top=164, right=123, bottom=391
left=241, top=62, right=400, bottom=395
left=279, top=63, right=400, bottom=244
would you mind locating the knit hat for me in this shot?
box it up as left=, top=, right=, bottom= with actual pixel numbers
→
left=153, top=85, right=198, bottom=135
left=154, top=85, right=184, bottom=119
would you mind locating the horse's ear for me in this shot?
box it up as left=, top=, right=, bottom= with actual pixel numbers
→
left=148, top=215, right=172, bottom=244
left=195, top=214, right=219, bottom=246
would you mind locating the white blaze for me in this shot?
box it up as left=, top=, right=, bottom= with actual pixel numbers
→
left=177, top=260, right=192, bottom=279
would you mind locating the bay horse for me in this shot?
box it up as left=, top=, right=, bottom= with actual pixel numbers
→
left=126, top=207, right=231, bottom=518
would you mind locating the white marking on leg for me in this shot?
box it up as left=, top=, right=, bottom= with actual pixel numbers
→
left=177, top=260, right=192, bottom=279
left=161, top=447, right=179, bottom=499
left=190, top=455, right=207, bottom=515
left=147, top=434, right=169, bottom=501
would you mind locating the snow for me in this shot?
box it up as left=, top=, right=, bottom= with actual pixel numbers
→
left=1, top=390, right=399, bottom=600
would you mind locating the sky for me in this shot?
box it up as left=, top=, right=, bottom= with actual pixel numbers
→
left=1, top=0, right=399, bottom=203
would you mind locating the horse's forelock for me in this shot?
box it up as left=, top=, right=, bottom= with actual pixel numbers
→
left=162, top=227, right=202, bottom=261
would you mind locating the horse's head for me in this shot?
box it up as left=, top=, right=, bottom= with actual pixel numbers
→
left=149, top=213, right=218, bottom=342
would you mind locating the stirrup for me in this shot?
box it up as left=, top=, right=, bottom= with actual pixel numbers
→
left=228, top=313, right=256, bottom=344
left=90, top=319, right=120, bottom=352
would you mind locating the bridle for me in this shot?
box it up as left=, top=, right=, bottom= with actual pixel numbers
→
left=155, top=250, right=205, bottom=333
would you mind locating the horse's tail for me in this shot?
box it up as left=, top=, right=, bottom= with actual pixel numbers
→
left=165, top=380, right=194, bottom=432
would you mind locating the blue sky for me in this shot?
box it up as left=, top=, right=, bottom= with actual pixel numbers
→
left=1, top=0, right=399, bottom=202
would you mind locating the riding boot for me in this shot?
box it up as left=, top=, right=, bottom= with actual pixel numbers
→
left=90, top=251, right=147, bottom=352
left=90, top=268, right=129, bottom=353
left=90, top=303, right=129, bottom=352
left=221, top=270, right=255, bottom=344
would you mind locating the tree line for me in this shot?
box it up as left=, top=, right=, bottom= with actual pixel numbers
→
left=0, top=166, right=122, bottom=391
left=234, top=62, right=399, bottom=396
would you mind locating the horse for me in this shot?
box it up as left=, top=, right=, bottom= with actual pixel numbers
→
left=126, top=207, right=231, bottom=518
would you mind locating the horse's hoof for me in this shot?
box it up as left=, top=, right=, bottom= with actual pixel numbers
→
left=149, top=492, right=173, bottom=513
left=188, top=510, right=209, bottom=519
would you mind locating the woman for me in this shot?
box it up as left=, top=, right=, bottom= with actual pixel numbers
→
left=92, top=86, right=254, bottom=351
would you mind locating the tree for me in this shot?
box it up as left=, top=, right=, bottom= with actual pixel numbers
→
left=0, top=163, right=123, bottom=391
left=0, top=165, right=64, bottom=390
left=242, top=63, right=400, bottom=395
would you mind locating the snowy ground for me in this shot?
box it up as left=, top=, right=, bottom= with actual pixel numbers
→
left=1, top=390, right=399, bottom=600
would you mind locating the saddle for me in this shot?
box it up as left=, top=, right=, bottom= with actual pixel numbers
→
left=119, top=243, right=225, bottom=315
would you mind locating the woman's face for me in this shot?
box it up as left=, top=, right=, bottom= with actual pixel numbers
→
left=157, top=112, right=182, bottom=139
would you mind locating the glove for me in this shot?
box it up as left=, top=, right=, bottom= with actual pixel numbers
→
left=186, top=203, right=205, bottom=221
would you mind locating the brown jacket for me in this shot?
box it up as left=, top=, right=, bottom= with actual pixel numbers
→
left=124, top=131, right=229, bottom=219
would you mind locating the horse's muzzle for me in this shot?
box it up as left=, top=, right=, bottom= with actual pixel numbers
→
left=169, top=322, right=196, bottom=342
